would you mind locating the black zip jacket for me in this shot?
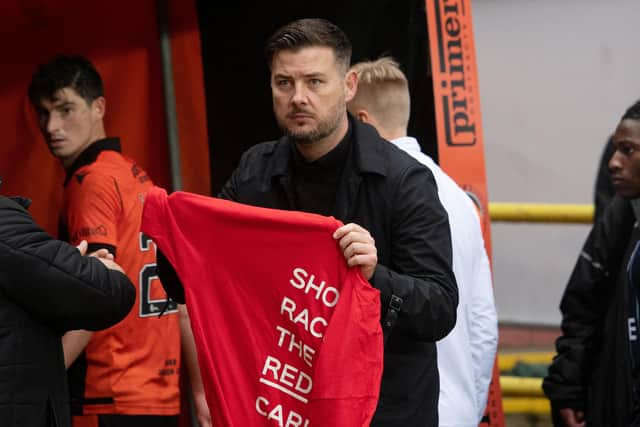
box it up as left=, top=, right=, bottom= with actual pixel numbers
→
left=543, top=195, right=638, bottom=426
left=219, top=119, right=458, bottom=427
left=0, top=196, right=135, bottom=427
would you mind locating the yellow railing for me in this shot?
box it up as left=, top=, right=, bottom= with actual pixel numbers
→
left=489, top=203, right=593, bottom=224
left=502, top=397, right=550, bottom=415
left=498, top=352, right=555, bottom=415
left=498, top=351, right=554, bottom=372
left=500, top=376, right=544, bottom=397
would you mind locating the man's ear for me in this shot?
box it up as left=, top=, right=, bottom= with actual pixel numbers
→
left=92, top=96, right=106, bottom=120
left=344, top=69, right=358, bottom=102
left=355, top=109, right=370, bottom=124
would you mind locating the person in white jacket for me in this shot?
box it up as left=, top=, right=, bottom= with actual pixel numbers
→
left=348, top=56, right=498, bottom=426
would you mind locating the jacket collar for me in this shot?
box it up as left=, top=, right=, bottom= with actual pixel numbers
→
left=64, top=137, right=121, bottom=185
left=266, top=114, right=388, bottom=179
left=350, top=116, right=388, bottom=177
left=263, top=114, right=388, bottom=218
left=333, top=116, right=388, bottom=220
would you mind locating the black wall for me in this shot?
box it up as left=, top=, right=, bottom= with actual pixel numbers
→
left=196, top=1, right=436, bottom=194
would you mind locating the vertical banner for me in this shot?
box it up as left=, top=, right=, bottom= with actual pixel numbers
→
left=425, top=1, right=505, bottom=426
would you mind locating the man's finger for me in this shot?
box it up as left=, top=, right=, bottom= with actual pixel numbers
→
left=343, top=241, right=374, bottom=259
left=89, top=248, right=114, bottom=260
left=76, top=240, right=88, bottom=256
left=333, top=222, right=365, bottom=239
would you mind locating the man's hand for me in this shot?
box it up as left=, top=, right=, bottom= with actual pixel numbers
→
left=76, top=240, right=115, bottom=261
left=97, top=257, right=125, bottom=274
left=62, top=330, right=93, bottom=369
left=333, top=223, right=377, bottom=280
left=76, top=240, right=121, bottom=271
left=559, top=408, right=585, bottom=427
left=88, top=248, right=114, bottom=260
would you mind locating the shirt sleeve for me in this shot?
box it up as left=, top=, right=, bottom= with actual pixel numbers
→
left=468, top=214, right=498, bottom=419
left=64, top=170, right=123, bottom=251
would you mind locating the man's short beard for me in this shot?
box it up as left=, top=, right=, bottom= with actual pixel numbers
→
left=284, top=125, right=333, bottom=145
left=278, top=102, right=344, bottom=146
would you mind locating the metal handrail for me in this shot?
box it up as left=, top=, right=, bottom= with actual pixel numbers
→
left=498, top=352, right=554, bottom=372
left=502, top=397, right=550, bottom=415
left=500, top=376, right=544, bottom=397
left=500, top=376, right=549, bottom=415
left=489, top=203, right=593, bottom=224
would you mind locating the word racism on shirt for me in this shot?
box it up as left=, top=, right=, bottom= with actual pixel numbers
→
left=255, top=267, right=340, bottom=427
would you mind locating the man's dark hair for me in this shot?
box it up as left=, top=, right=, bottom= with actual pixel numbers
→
left=264, top=18, right=352, bottom=72
left=622, top=100, right=640, bottom=121
left=28, top=55, right=104, bottom=107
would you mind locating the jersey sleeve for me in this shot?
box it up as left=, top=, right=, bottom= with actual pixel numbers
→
left=64, top=170, right=123, bottom=250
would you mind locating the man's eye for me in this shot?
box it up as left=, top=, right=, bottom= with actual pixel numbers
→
left=619, top=144, right=636, bottom=155
left=277, top=80, right=291, bottom=88
left=309, top=79, right=322, bottom=86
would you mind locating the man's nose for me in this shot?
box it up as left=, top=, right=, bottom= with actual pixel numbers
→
left=609, top=150, right=623, bottom=172
left=46, top=114, right=60, bottom=134
left=291, top=82, right=308, bottom=105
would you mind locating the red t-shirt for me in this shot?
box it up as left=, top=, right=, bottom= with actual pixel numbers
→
left=142, top=187, right=383, bottom=426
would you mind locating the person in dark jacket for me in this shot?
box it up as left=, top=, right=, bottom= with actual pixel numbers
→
left=543, top=100, right=640, bottom=426
left=0, top=193, right=135, bottom=427
left=218, top=18, right=457, bottom=427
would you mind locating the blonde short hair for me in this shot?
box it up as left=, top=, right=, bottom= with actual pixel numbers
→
left=349, top=57, right=410, bottom=132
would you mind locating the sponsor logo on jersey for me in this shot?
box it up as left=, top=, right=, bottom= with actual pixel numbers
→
left=72, top=224, right=108, bottom=242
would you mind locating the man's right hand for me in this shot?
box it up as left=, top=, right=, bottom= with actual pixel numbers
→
left=88, top=248, right=114, bottom=261
left=95, top=257, right=125, bottom=274
left=76, top=240, right=122, bottom=272
left=560, top=408, right=585, bottom=427
left=333, top=223, right=378, bottom=280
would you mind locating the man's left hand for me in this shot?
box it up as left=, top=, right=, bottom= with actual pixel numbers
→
left=333, top=223, right=377, bottom=280
left=76, top=240, right=114, bottom=260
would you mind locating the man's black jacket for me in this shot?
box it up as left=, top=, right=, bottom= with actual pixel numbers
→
left=0, top=196, right=135, bottom=427
left=219, top=119, right=458, bottom=427
left=543, top=195, right=638, bottom=426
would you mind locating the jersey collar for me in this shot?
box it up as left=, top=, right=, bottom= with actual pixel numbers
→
left=64, top=137, right=121, bottom=186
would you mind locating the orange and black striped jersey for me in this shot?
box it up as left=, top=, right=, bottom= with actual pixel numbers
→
left=61, top=138, right=180, bottom=416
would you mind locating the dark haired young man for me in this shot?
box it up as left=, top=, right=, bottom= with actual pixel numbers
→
left=28, top=55, right=208, bottom=427
left=544, top=100, right=640, bottom=426
left=221, top=18, right=458, bottom=427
